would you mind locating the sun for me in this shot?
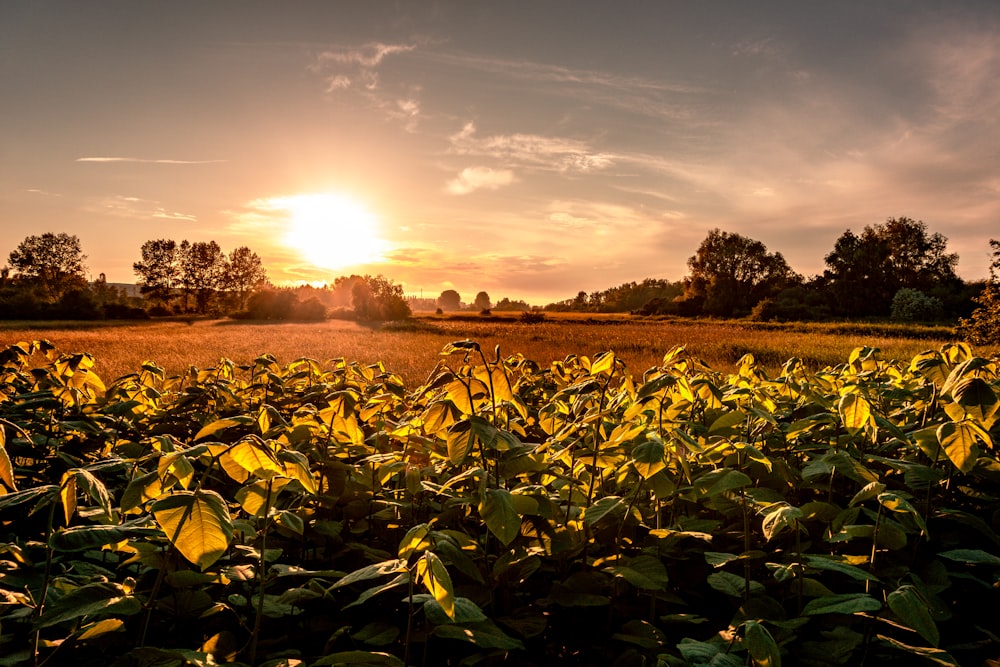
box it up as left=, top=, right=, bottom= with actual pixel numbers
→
left=280, top=193, right=388, bottom=270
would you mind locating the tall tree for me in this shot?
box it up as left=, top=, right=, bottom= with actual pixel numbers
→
left=178, top=240, right=226, bottom=314
left=436, top=289, right=461, bottom=311
left=823, top=217, right=959, bottom=317
left=7, top=232, right=88, bottom=301
left=133, top=239, right=180, bottom=307
left=222, top=246, right=268, bottom=310
left=474, top=291, right=492, bottom=311
left=682, top=229, right=797, bottom=317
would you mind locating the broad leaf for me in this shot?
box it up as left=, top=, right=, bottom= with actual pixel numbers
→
left=152, top=490, right=234, bottom=570
left=886, top=585, right=939, bottom=647
left=417, top=551, right=455, bottom=619
left=479, top=488, right=520, bottom=546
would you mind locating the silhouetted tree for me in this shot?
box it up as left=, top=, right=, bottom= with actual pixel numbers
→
left=133, top=239, right=180, bottom=307
left=474, top=291, right=492, bottom=311
left=437, top=289, right=462, bottom=311
left=681, top=229, right=798, bottom=317
left=222, top=246, right=268, bottom=310
left=823, top=217, right=959, bottom=317
left=178, top=240, right=226, bottom=313
left=8, top=232, right=88, bottom=301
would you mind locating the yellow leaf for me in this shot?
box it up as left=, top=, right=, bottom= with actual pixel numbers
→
left=417, top=551, right=455, bottom=619
left=152, top=490, right=234, bottom=570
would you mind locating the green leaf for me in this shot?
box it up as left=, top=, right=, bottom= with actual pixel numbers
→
left=631, top=437, right=666, bottom=479
left=0, top=427, right=16, bottom=491
left=36, top=582, right=141, bottom=628
left=312, top=651, right=405, bottom=666
left=744, top=620, right=781, bottom=667
left=951, top=377, right=999, bottom=424
left=398, top=523, right=433, bottom=560
left=877, top=492, right=928, bottom=536
left=152, top=490, right=234, bottom=570
left=432, top=622, right=525, bottom=650
left=417, top=551, right=455, bottom=620
left=800, top=593, right=882, bottom=615
left=939, top=548, right=1000, bottom=565
left=479, top=488, right=521, bottom=545
left=419, top=595, right=488, bottom=625
left=194, top=415, right=254, bottom=441
left=612, top=619, right=666, bottom=649
left=694, top=468, right=752, bottom=497
left=876, top=635, right=959, bottom=665
left=761, top=502, right=804, bottom=542
left=839, top=392, right=873, bottom=435
left=937, top=421, right=985, bottom=473
left=606, top=554, right=670, bottom=591
left=708, top=410, right=747, bottom=435
left=803, top=555, right=880, bottom=582
left=886, top=585, right=939, bottom=647
left=50, top=523, right=159, bottom=552
left=331, top=559, right=407, bottom=589
left=707, top=571, right=764, bottom=597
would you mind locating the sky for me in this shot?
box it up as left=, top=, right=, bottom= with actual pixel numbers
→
left=3, top=1, right=1000, bottom=306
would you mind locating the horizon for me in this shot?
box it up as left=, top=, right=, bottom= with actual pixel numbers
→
left=3, top=1, right=1000, bottom=305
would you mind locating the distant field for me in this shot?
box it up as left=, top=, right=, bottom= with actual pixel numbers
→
left=0, top=314, right=992, bottom=386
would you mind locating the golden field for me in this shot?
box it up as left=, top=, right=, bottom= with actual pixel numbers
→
left=0, top=313, right=992, bottom=386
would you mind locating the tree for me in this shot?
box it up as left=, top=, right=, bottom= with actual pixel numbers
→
left=178, top=240, right=226, bottom=314
left=340, top=274, right=411, bottom=321
left=437, top=289, right=461, bottom=311
left=474, top=291, right=492, bottom=311
left=7, top=232, right=88, bottom=301
left=222, top=246, right=268, bottom=310
left=957, top=240, right=1000, bottom=344
left=682, top=229, right=798, bottom=317
left=133, top=239, right=180, bottom=306
left=823, top=217, right=959, bottom=317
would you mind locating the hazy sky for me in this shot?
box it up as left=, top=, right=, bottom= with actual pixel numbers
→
left=3, top=1, right=1000, bottom=304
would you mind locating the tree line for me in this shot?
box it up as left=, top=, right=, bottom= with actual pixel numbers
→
left=543, top=217, right=986, bottom=322
left=0, top=233, right=410, bottom=322
left=2, top=219, right=999, bottom=342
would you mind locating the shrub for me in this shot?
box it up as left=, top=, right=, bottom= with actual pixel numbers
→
left=520, top=311, right=546, bottom=324
left=891, top=288, right=944, bottom=322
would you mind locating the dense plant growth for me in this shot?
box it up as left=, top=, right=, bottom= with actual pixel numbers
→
left=0, top=338, right=999, bottom=666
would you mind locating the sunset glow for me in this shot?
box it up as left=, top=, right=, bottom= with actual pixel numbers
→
left=3, top=3, right=1000, bottom=304
left=278, top=193, right=388, bottom=271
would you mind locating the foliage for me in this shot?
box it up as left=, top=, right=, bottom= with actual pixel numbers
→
left=682, top=229, right=799, bottom=317
left=437, top=289, right=462, bottom=311
left=177, top=240, right=227, bottom=314
left=2, top=336, right=1000, bottom=665
left=891, top=288, right=945, bottom=322
left=133, top=239, right=180, bottom=306
left=237, top=288, right=327, bottom=321
left=957, top=240, right=1000, bottom=344
left=750, top=282, right=833, bottom=322
left=222, top=247, right=269, bottom=310
left=824, top=217, right=960, bottom=318
left=7, top=232, right=88, bottom=302
left=343, top=274, right=411, bottom=321
left=494, top=297, right=530, bottom=312
left=474, top=291, right=492, bottom=311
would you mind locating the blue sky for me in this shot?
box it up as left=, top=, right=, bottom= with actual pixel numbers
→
left=2, top=1, right=999, bottom=304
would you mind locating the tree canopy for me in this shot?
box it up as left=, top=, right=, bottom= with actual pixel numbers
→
left=7, top=232, right=88, bottom=301
left=682, top=229, right=798, bottom=317
left=823, top=217, right=959, bottom=317
left=437, top=289, right=462, bottom=311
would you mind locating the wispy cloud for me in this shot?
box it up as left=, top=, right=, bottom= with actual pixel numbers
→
left=87, top=195, right=197, bottom=222
left=449, top=122, right=613, bottom=174
left=446, top=166, right=515, bottom=195
left=76, top=157, right=225, bottom=164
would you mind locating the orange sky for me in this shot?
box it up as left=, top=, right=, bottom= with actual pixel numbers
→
left=3, top=2, right=1000, bottom=305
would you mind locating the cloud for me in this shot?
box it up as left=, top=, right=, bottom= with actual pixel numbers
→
left=446, top=166, right=515, bottom=195
left=76, top=157, right=225, bottom=164
left=449, top=122, right=613, bottom=174
left=88, top=195, right=197, bottom=222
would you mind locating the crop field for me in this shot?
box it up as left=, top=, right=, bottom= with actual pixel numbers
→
left=0, top=315, right=980, bottom=388
left=1, top=318, right=1000, bottom=666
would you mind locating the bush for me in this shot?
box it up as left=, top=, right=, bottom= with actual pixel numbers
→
left=520, top=311, right=546, bottom=324
left=891, top=288, right=944, bottom=322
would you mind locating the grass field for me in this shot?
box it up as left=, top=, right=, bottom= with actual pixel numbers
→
left=1, top=313, right=992, bottom=386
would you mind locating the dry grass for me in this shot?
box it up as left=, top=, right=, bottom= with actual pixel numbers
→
left=1, top=315, right=993, bottom=387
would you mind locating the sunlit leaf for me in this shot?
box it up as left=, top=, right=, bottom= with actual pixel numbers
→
left=800, top=593, right=882, bottom=615
left=631, top=437, right=666, bottom=479
left=480, top=488, right=520, bottom=546
left=152, top=490, right=234, bottom=570
left=417, top=551, right=455, bottom=619
left=839, top=392, right=873, bottom=435
left=937, top=421, right=985, bottom=473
